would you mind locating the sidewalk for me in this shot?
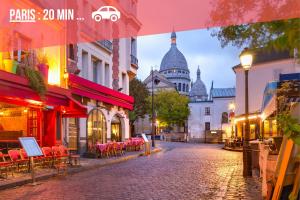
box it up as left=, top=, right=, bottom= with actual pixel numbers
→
left=0, top=146, right=162, bottom=191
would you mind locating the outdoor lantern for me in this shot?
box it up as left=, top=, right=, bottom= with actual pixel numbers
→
left=239, top=48, right=253, bottom=70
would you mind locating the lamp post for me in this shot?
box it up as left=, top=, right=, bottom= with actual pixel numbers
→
left=151, top=67, right=160, bottom=147
left=239, top=48, right=253, bottom=177
left=228, top=102, right=235, bottom=138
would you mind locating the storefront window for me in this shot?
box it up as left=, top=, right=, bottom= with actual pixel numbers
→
left=272, top=120, right=277, bottom=136
left=264, top=120, right=270, bottom=138
left=111, top=115, right=122, bottom=142
left=0, top=102, right=41, bottom=149
left=250, top=124, right=256, bottom=140
left=87, top=109, right=106, bottom=152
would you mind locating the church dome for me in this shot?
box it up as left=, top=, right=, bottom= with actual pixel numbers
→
left=190, top=67, right=208, bottom=100
left=160, top=32, right=188, bottom=71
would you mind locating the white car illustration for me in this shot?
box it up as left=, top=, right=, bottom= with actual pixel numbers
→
left=92, top=6, right=121, bottom=22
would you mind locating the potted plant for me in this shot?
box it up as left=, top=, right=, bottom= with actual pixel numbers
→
left=2, top=52, right=18, bottom=74
left=37, top=51, right=49, bottom=82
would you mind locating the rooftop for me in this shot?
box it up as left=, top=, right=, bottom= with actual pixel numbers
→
left=211, top=88, right=236, bottom=98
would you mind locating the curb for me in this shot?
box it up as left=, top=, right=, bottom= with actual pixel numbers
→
left=222, top=147, right=243, bottom=152
left=0, top=148, right=163, bottom=191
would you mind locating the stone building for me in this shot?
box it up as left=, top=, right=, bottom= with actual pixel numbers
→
left=188, top=68, right=235, bottom=143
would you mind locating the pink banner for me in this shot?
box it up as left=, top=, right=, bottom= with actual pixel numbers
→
left=0, top=0, right=299, bottom=51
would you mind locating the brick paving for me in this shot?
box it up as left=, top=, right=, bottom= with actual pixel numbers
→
left=0, top=142, right=262, bottom=200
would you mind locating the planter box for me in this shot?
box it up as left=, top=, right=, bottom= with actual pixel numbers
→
left=259, top=143, right=278, bottom=198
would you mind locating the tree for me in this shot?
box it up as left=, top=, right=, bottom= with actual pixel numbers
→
left=147, top=90, right=190, bottom=128
left=276, top=81, right=300, bottom=145
left=210, top=0, right=300, bottom=57
left=129, top=78, right=149, bottom=126
left=211, top=18, right=300, bottom=56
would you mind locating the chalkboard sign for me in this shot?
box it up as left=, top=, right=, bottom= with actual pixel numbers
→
left=19, top=137, right=43, bottom=157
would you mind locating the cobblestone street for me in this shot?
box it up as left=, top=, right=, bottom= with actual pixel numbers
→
left=0, top=142, right=261, bottom=200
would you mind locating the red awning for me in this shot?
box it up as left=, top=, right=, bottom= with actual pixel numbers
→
left=0, top=70, right=87, bottom=117
left=69, top=74, right=134, bottom=110
left=62, top=96, right=87, bottom=118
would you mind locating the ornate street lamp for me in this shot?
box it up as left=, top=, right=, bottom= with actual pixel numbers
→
left=240, top=48, right=253, bottom=177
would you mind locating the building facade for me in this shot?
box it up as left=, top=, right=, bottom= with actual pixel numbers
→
left=188, top=69, right=235, bottom=143
left=233, top=50, right=300, bottom=140
left=0, top=0, right=141, bottom=155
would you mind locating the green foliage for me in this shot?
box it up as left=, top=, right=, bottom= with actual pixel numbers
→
left=129, top=78, right=149, bottom=124
left=276, top=82, right=300, bottom=145
left=211, top=18, right=300, bottom=58
left=147, top=90, right=190, bottom=127
left=24, top=67, right=47, bottom=98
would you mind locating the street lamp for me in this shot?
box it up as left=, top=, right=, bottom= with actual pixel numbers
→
left=239, top=47, right=253, bottom=177
left=228, top=102, right=235, bottom=138
left=151, top=67, right=160, bottom=147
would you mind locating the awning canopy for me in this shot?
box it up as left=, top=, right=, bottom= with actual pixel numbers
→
left=69, top=74, right=134, bottom=110
left=261, top=73, right=300, bottom=119
left=61, top=96, right=87, bottom=118
left=0, top=70, right=87, bottom=117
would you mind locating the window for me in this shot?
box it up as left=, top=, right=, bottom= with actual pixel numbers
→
left=87, top=109, right=107, bottom=152
left=92, top=59, right=98, bottom=83
left=186, top=84, right=189, bottom=92
left=68, top=44, right=75, bottom=60
left=122, top=73, right=127, bottom=93
left=100, top=7, right=108, bottom=11
left=182, top=83, right=185, bottom=92
left=205, top=122, right=210, bottom=131
left=205, top=107, right=210, bottom=115
left=221, top=112, right=229, bottom=123
left=104, top=63, right=110, bottom=87
left=178, top=83, right=181, bottom=91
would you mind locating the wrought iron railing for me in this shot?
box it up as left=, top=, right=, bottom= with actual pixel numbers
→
left=96, top=40, right=113, bottom=52
left=131, top=54, right=138, bottom=67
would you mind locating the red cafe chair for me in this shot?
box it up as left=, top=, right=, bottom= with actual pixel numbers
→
left=0, top=152, right=14, bottom=178
left=8, top=149, right=28, bottom=172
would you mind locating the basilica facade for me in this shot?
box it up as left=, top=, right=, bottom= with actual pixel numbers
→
left=135, top=32, right=235, bottom=143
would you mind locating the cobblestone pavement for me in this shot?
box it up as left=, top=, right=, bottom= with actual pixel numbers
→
left=0, top=142, right=262, bottom=200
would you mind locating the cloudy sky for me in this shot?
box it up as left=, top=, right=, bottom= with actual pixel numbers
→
left=137, top=29, right=242, bottom=88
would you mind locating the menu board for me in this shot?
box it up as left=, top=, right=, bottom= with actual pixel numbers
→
left=19, top=137, right=43, bottom=157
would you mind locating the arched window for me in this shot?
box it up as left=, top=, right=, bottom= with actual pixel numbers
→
left=182, top=83, right=185, bottom=92
left=178, top=83, right=181, bottom=91
left=221, top=112, right=229, bottom=124
left=186, top=84, right=189, bottom=92
left=87, top=109, right=107, bottom=152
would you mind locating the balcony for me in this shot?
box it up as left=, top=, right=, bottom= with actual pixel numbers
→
left=130, top=54, right=138, bottom=68
left=95, top=40, right=113, bottom=53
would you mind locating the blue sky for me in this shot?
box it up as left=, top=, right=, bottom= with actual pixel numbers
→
left=137, top=29, right=242, bottom=88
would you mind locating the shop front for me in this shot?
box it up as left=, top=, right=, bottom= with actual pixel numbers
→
left=261, top=73, right=300, bottom=139
left=234, top=112, right=262, bottom=141
left=68, top=74, right=133, bottom=154
left=0, top=70, right=87, bottom=151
